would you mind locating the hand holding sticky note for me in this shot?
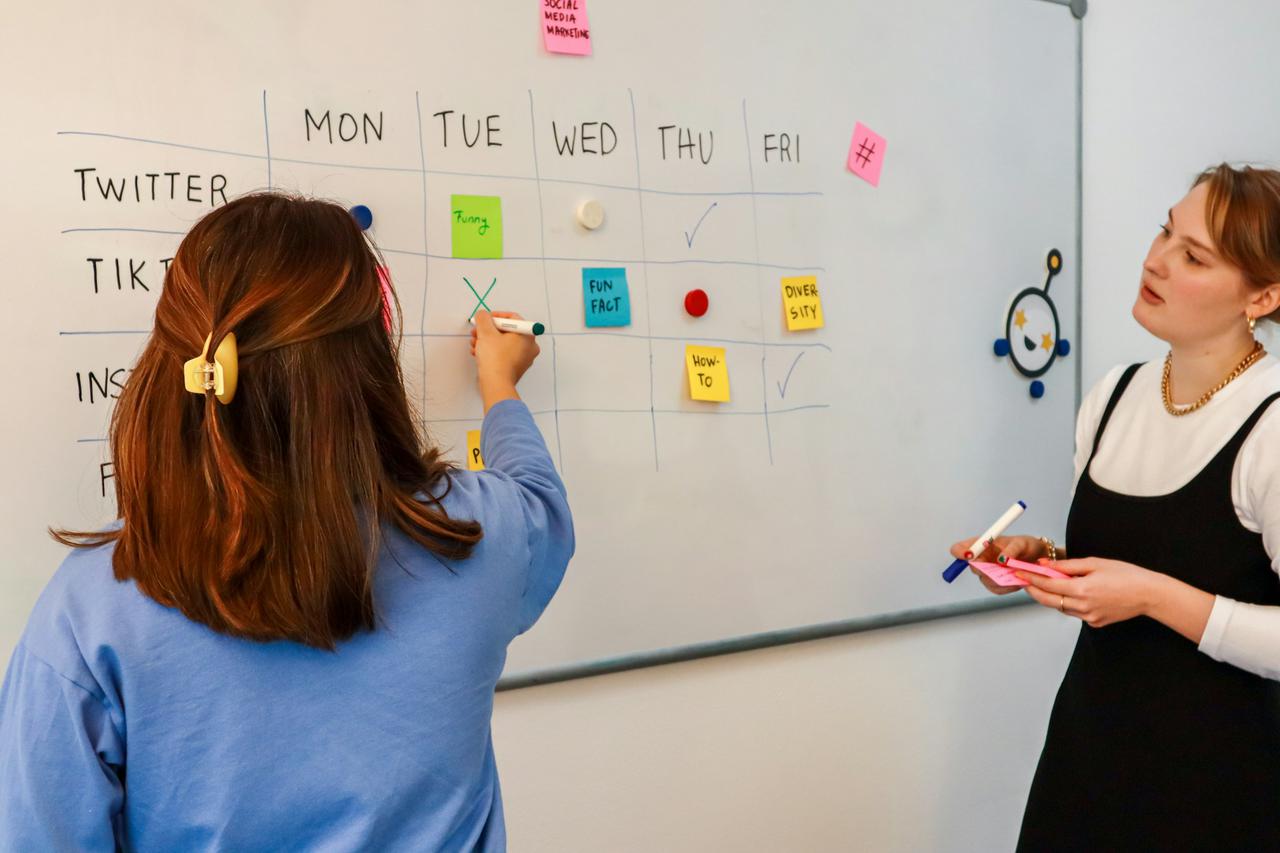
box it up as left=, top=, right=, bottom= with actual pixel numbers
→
left=686, top=345, right=730, bottom=402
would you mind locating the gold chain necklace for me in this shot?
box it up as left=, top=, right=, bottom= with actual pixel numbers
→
left=1161, top=341, right=1266, bottom=417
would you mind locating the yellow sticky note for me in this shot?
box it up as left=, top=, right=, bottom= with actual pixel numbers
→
left=781, top=275, right=824, bottom=330
left=686, top=345, right=730, bottom=402
left=466, top=430, right=485, bottom=471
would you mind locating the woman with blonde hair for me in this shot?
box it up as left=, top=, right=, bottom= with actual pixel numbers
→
left=0, top=193, right=572, bottom=850
left=955, top=164, right=1280, bottom=850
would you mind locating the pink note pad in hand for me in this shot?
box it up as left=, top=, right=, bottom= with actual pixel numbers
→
left=969, top=558, right=1068, bottom=588
left=846, top=122, right=886, bottom=187
left=542, top=0, right=592, bottom=56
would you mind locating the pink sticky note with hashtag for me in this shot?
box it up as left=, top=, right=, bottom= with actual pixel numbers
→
left=541, top=0, right=592, bottom=56
left=969, top=559, right=1069, bottom=588
left=377, top=265, right=394, bottom=332
left=846, top=122, right=886, bottom=187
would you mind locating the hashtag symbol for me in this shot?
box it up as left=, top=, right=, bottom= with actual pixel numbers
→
left=854, top=138, right=876, bottom=168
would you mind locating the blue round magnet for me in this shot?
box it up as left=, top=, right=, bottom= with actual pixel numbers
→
left=350, top=204, right=373, bottom=231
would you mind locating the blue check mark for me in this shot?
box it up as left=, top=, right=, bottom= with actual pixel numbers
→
left=683, top=202, right=718, bottom=248
left=776, top=351, right=805, bottom=399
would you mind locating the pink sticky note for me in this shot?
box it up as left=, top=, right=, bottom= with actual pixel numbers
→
left=969, top=558, right=1069, bottom=588
left=846, top=122, right=886, bottom=187
left=377, top=265, right=394, bottom=332
left=541, top=0, right=592, bottom=56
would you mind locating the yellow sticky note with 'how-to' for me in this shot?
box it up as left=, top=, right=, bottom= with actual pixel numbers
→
left=781, top=275, right=824, bottom=330
left=686, top=345, right=730, bottom=402
left=466, top=430, right=485, bottom=471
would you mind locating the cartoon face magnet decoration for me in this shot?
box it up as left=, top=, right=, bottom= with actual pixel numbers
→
left=994, top=249, right=1071, bottom=398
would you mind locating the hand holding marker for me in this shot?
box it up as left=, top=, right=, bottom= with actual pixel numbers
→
left=941, top=500, right=1027, bottom=583
left=469, top=311, right=544, bottom=412
left=468, top=314, right=545, bottom=336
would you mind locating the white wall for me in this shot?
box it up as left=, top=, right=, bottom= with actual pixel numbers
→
left=493, top=4, right=1280, bottom=851
left=1081, top=0, right=1280, bottom=390
left=495, top=607, right=1077, bottom=852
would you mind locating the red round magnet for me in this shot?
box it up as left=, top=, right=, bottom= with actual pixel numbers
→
left=684, top=288, right=709, bottom=317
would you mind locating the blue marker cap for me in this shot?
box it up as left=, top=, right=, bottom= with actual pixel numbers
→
left=942, top=557, right=970, bottom=583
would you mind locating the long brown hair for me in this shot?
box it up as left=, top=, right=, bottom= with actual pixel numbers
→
left=55, top=193, right=482, bottom=649
left=1195, top=163, right=1280, bottom=319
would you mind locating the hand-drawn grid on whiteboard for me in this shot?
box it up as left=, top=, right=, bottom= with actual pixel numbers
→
left=57, top=89, right=831, bottom=478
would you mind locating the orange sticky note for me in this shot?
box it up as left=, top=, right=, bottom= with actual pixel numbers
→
left=686, top=345, right=730, bottom=402
left=466, top=430, right=485, bottom=471
left=781, top=276, right=824, bottom=331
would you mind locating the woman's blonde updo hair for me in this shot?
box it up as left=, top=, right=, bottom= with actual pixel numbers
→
left=1195, top=163, right=1280, bottom=323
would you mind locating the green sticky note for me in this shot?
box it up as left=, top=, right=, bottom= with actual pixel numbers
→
left=451, top=195, right=503, bottom=259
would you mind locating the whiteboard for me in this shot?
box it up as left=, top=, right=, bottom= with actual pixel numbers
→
left=0, top=0, right=1080, bottom=675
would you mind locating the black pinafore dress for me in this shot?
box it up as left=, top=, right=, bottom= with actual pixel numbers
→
left=1017, top=364, right=1280, bottom=852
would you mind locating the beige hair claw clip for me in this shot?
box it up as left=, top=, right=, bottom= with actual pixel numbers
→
left=183, top=333, right=238, bottom=404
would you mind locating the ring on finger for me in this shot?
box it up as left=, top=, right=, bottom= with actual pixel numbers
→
left=1058, top=595, right=1066, bottom=613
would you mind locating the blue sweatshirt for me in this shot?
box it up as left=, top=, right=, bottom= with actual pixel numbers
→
left=0, top=399, right=572, bottom=851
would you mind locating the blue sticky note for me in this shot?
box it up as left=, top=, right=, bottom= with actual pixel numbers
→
left=582, top=267, right=631, bottom=328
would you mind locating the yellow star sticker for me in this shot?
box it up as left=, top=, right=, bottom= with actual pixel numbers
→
left=1041, top=333, right=1054, bottom=352
left=1014, top=309, right=1027, bottom=329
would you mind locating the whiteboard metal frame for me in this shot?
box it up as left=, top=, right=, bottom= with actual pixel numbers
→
left=499, top=596, right=1035, bottom=690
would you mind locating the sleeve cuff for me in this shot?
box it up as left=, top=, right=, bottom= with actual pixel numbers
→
left=482, top=397, right=530, bottom=424
left=480, top=399, right=532, bottom=453
left=1198, top=595, right=1237, bottom=659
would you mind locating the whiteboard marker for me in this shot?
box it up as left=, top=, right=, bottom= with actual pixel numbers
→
left=942, top=500, right=1027, bottom=583
left=468, top=315, right=545, bottom=336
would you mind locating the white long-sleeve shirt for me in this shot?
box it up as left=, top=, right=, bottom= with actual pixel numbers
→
left=1076, top=357, right=1280, bottom=681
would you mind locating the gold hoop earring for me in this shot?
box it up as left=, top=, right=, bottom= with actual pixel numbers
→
left=1249, top=315, right=1258, bottom=334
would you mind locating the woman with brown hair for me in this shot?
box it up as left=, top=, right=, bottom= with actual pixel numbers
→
left=0, top=193, right=572, bottom=850
left=953, top=164, right=1280, bottom=850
